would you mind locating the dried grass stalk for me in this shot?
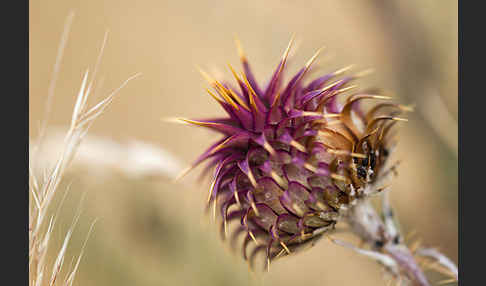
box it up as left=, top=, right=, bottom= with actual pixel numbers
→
left=29, top=12, right=140, bottom=286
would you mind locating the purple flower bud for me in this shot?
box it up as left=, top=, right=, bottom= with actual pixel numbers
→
left=179, top=38, right=408, bottom=270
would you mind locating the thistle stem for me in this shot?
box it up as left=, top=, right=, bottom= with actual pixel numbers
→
left=343, top=199, right=431, bottom=286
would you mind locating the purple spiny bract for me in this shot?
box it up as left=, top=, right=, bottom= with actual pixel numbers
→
left=179, top=37, right=409, bottom=270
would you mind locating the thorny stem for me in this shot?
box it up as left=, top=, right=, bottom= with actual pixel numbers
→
left=327, top=149, right=458, bottom=286
left=384, top=244, right=429, bottom=286
left=338, top=198, right=451, bottom=286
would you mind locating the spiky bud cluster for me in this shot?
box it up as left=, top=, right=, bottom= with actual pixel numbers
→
left=179, top=38, right=410, bottom=269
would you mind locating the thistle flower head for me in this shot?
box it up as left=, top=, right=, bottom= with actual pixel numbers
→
left=179, top=37, right=409, bottom=270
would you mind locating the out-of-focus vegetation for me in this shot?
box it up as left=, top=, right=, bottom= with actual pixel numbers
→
left=30, top=0, right=457, bottom=285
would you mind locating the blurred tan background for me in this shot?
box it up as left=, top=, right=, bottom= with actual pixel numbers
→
left=29, top=0, right=457, bottom=285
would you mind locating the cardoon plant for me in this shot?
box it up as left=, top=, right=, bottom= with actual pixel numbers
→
left=176, top=37, right=458, bottom=286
